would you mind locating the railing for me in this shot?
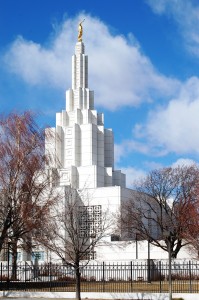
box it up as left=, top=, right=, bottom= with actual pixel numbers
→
left=0, top=260, right=199, bottom=293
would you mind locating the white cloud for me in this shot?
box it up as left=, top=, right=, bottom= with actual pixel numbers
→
left=146, top=0, right=199, bottom=56
left=146, top=0, right=168, bottom=14
left=114, top=74, right=199, bottom=159
left=120, top=159, right=197, bottom=188
left=119, top=158, right=197, bottom=189
left=121, top=166, right=146, bottom=188
left=136, top=77, right=199, bottom=155
left=115, top=140, right=151, bottom=164
left=2, top=14, right=180, bottom=110
left=3, top=37, right=68, bottom=88
left=171, top=158, right=197, bottom=168
left=3, top=19, right=75, bottom=89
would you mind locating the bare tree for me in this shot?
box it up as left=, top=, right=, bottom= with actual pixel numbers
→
left=40, top=185, right=111, bottom=300
left=120, top=165, right=199, bottom=258
left=179, top=188, right=199, bottom=257
left=0, top=111, right=58, bottom=278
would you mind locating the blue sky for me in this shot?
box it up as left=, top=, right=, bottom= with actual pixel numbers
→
left=1, top=0, right=199, bottom=187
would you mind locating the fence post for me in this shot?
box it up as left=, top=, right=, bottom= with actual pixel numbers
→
left=130, top=261, right=133, bottom=292
left=102, top=261, right=105, bottom=292
left=159, top=261, right=162, bottom=293
left=0, top=262, right=2, bottom=291
left=7, top=248, right=9, bottom=291
left=25, top=261, right=27, bottom=291
left=189, top=261, right=192, bottom=293
left=49, top=262, right=52, bottom=292
left=147, top=259, right=151, bottom=283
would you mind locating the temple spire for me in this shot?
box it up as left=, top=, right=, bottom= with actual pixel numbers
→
left=66, top=23, right=95, bottom=112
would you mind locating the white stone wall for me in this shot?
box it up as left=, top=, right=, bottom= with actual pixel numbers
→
left=96, top=240, right=195, bottom=261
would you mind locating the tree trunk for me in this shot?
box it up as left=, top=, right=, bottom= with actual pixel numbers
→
left=165, top=237, right=182, bottom=259
left=0, top=210, right=12, bottom=253
left=75, top=262, right=81, bottom=300
left=23, top=235, right=32, bottom=261
left=11, top=239, right=18, bottom=280
left=171, top=239, right=182, bottom=258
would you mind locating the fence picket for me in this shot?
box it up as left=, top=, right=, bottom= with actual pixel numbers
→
left=0, top=260, right=198, bottom=293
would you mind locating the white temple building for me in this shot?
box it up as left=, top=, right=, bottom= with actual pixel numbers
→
left=43, top=35, right=193, bottom=262
left=44, top=37, right=133, bottom=257
left=46, top=41, right=126, bottom=190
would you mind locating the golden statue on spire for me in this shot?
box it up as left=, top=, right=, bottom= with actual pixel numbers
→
left=78, top=19, right=85, bottom=42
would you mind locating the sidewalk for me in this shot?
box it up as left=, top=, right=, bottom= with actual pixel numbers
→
left=0, top=291, right=199, bottom=300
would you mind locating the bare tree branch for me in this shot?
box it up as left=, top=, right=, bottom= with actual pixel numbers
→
left=120, top=165, right=199, bottom=258
left=0, top=111, right=59, bottom=278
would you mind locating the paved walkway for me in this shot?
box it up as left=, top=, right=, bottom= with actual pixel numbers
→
left=0, top=292, right=199, bottom=300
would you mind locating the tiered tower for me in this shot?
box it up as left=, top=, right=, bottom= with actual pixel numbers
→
left=46, top=28, right=126, bottom=189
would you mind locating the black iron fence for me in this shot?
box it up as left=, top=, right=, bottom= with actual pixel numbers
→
left=0, top=260, right=199, bottom=293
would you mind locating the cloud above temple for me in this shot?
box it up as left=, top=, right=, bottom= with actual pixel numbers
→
left=122, top=158, right=198, bottom=188
left=146, top=0, right=199, bottom=56
left=3, top=13, right=180, bottom=110
left=135, top=77, right=199, bottom=155
left=172, top=158, right=198, bottom=168
left=121, top=166, right=146, bottom=188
